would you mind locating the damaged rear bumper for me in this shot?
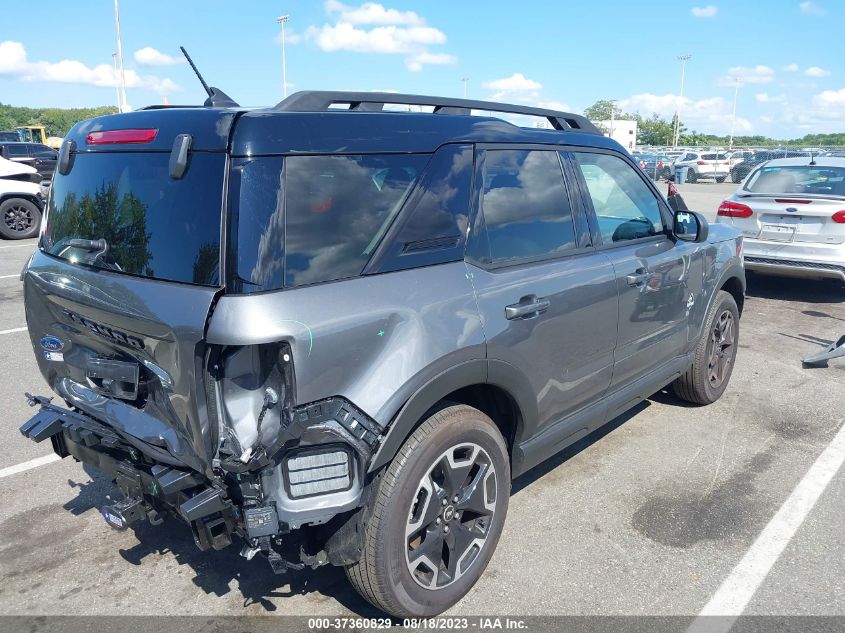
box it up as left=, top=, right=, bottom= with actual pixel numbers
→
left=20, top=400, right=237, bottom=550
left=19, top=393, right=384, bottom=566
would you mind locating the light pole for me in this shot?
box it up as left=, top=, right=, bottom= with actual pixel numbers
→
left=461, top=76, right=469, bottom=99
left=609, top=100, right=617, bottom=139
left=111, top=53, right=122, bottom=111
left=113, top=0, right=128, bottom=112
left=277, top=15, right=290, bottom=99
left=728, top=77, right=741, bottom=151
left=673, top=54, right=691, bottom=148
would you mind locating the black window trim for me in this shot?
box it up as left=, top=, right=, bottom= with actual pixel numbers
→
left=466, top=144, right=594, bottom=272
left=566, top=147, right=675, bottom=250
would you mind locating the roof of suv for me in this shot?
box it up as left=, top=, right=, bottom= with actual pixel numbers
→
left=64, top=91, right=625, bottom=157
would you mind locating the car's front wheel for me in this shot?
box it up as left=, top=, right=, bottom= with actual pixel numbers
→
left=346, top=404, right=510, bottom=617
left=672, top=290, right=740, bottom=404
left=0, top=197, right=42, bottom=240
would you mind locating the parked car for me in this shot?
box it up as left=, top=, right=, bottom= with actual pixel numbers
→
left=717, top=157, right=845, bottom=281
left=729, top=149, right=811, bottom=183
left=19, top=91, right=745, bottom=617
left=635, top=153, right=672, bottom=181
left=0, top=156, right=44, bottom=239
left=0, top=141, right=58, bottom=181
left=674, top=151, right=731, bottom=182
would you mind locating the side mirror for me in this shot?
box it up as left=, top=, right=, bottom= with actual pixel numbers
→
left=674, top=210, right=709, bottom=243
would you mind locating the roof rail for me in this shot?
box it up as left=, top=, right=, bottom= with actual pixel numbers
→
left=274, top=91, right=601, bottom=134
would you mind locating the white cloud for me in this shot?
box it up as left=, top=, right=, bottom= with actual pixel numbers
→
left=719, top=65, right=775, bottom=86
left=305, top=2, right=454, bottom=71
left=804, top=66, right=831, bottom=77
left=619, top=92, right=753, bottom=134
left=325, top=0, right=424, bottom=25
left=799, top=1, right=826, bottom=15
left=483, top=73, right=542, bottom=92
left=0, top=40, right=179, bottom=94
left=813, top=86, right=845, bottom=107
left=405, top=51, right=457, bottom=72
left=782, top=63, right=799, bottom=72
left=691, top=5, right=718, bottom=17
left=755, top=92, right=786, bottom=103
left=133, top=46, right=184, bottom=66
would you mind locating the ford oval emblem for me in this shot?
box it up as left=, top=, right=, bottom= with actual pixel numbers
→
left=40, top=335, right=64, bottom=352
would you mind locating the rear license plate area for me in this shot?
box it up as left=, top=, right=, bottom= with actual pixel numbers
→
left=759, top=224, right=796, bottom=242
left=85, top=357, right=140, bottom=400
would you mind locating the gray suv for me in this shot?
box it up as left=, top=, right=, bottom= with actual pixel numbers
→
left=19, top=92, right=745, bottom=617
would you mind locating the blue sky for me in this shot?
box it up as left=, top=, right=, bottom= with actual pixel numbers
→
left=1, top=0, right=843, bottom=138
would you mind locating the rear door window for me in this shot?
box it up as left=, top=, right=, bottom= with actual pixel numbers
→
left=573, top=152, right=665, bottom=244
left=43, top=152, right=225, bottom=286
left=229, top=153, right=428, bottom=292
left=480, top=149, right=577, bottom=264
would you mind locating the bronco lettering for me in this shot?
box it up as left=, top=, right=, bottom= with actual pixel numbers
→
left=62, top=308, right=145, bottom=350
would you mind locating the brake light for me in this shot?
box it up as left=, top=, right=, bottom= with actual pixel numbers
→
left=774, top=199, right=811, bottom=204
left=86, top=129, right=158, bottom=145
left=832, top=210, right=845, bottom=223
left=718, top=200, right=753, bottom=218
left=697, top=160, right=706, bottom=165
left=657, top=161, right=663, bottom=168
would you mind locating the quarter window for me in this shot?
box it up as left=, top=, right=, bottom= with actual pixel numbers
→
left=480, top=150, right=576, bottom=263
left=573, top=152, right=664, bottom=244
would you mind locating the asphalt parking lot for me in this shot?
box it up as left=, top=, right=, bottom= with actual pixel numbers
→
left=0, top=182, right=843, bottom=621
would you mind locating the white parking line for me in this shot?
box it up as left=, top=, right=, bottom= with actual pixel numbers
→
left=0, top=327, right=27, bottom=335
left=687, top=421, right=845, bottom=632
left=0, top=274, right=20, bottom=279
left=0, top=453, right=61, bottom=479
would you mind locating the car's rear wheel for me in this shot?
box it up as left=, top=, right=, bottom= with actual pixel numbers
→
left=0, top=198, right=41, bottom=240
left=346, top=404, right=510, bottom=617
left=672, top=290, right=740, bottom=405
left=686, top=170, right=697, bottom=183
left=716, top=176, right=727, bottom=183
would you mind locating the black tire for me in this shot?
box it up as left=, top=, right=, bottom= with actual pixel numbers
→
left=716, top=176, right=727, bottom=183
left=346, top=404, right=510, bottom=617
left=731, top=171, right=741, bottom=183
left=0, top=198, right=41, bottom=240
left=672, top=290, right=740, bottom=405
left=686, top=170, right=697, bottom=183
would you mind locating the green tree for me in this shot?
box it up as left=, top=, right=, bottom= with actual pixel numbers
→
left=635, top=114, right=676, bottom=146
left=0, top=103, right=118, bottom=138
left=583, top=99, right=632, bottom=122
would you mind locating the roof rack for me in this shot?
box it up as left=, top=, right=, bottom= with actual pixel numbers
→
left=274, top=91, right=600, bottom=134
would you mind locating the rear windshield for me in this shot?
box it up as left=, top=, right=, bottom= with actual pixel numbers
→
left=745, top=165, right=845, bottom=195
left=701, top=153, right=727, bottom=160
left=230, top=153, right=428, bottom=292
left=42, top=152, right=224, bottom=286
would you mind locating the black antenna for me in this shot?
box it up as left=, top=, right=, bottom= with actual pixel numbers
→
left=178, top=46, right=239, bottom=108
left=180, top=46, right=212, bottom=98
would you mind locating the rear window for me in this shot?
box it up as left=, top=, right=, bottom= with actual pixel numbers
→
left=701, top=153, right=727, bottom=160
left=745, top=165, right=845, bottom=195
left=230, top=153, right=428, bottom=292
left=42, top=152, right=225, bottom=286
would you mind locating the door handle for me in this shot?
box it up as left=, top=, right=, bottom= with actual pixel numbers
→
left=505, top=296, right=550, bottom=320
left=626, top=268, right=649, bottom=287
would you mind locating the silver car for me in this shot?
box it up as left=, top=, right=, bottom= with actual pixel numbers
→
left=716, top=157, right=845, bottom=281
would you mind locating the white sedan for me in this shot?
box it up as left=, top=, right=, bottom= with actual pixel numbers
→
left=715, top=157, right=845, bottom=282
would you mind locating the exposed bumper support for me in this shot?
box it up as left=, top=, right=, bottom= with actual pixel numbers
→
left=19, top=402, right=236, bottom=551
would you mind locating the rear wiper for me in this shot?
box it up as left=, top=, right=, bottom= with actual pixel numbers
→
left=60, top=238, right=122, bottom=271
left=65, top=238, right=109, bottom=255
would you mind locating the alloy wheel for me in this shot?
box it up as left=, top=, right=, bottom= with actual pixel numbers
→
left=3, top=203, right=35, bottom=236
left=405, top=442, right=497, bottom=590
left=708, top=310, right=735, bottom=388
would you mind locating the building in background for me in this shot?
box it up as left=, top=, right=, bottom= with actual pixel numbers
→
left=594, top=119, right=637, bottom=152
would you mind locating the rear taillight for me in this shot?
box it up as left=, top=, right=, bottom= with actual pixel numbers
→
left=86, top=129, right=158, bottom=145
left=718, top=200, right=753, bottom=218
left=657, top=161, right=663, bottom=168
left=832, top=210, right=845, bottom=223
left=697, top=160, right=707, bottom=165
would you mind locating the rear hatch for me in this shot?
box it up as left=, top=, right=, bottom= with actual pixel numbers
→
left=23, top=108, right=238, bottom=476
left=722, top=163, right=845, bottom=244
